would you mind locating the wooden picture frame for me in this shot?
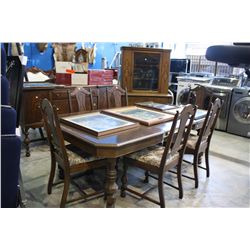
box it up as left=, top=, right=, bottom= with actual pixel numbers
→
left=60, top=112, right=139, bottom=136
left=102, top=106, right=174, bottom=126
left=163, top=107, right=207, bottom=120
left=135, top=101, right=178, bottom=112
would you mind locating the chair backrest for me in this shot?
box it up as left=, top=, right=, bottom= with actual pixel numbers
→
left=6, top=56, right=24, bottom=127
left=1, top=47, right=10, bottom=106
left=41, top=98, right=69, bottom=168
left=90, top=88, right=100, bottom=110
left=168, top=89, right=174, bottom=105
left=188, top=85, right=213, bottom=110
left=106, top=85, right=128, bottom=108
left=196, top=98, right=222, bottom=149
left=160, top=104, right=197, bottom=169
left=69, top=87, right=94, bottom=112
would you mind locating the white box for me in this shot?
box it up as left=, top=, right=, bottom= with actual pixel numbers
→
left=72, top=63, right=88, bottom=73
left=71, top=73, right=88, bottom=85
left=55, top=61, right=72, bottom=73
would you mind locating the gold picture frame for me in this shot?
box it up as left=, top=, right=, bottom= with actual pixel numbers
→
left=60, top=112, right=139, bottom=136
left=102, top=106, right=174, bottom=126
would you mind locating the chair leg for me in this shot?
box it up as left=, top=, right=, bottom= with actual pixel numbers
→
left=198, top=152, right=203, bottom=165
left=144, top=170, right=149, bottom=183
left=58, top=165, right=64, bottom=180
left=120, top=163, right=128, bottom=198
left=60, top=172, right=70, bottom=208
left=38, top=127, right=45, bottom=140
left=158, top=173, right=165, bottom=208
left=48, top=157, right=56, bottom=194
left=177, top=164, right=183, bottom=199
left=193, top=154, right=199, bottom=188
left=205, top=148, right=210, bottom=177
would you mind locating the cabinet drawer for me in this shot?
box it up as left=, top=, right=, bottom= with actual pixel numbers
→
left=21, top=90, right=50, bottom=125
left=52, top=90, right=69, bottom=100
left=52, top=100, right=70, bottom=114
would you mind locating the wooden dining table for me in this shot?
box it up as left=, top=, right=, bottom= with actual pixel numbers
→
left=60, top=107, right=206, bottom=208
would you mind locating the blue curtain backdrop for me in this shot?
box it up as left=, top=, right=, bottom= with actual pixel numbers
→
left=23, top=42, right=130, bottom=71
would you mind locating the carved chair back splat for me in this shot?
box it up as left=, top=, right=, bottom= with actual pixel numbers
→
left=106, top=85, right=128, bottom=108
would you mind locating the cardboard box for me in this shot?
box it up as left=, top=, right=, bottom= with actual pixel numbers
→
left=71, top=73, right=88, bottom=85
left=88, top=69, right=115, bottom=85
left=72, top=63, right=88, bottom=73
left=55, top=61, right=72, bottom=73
left=55, top=73, right=71, bottom=85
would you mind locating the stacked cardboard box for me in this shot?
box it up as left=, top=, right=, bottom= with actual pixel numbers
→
left=55, top=61, right=88, bottom=86
left=88, top=69, right=116, bottom=85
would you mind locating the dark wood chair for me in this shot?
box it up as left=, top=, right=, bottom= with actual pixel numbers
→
left=106, top=85, right=128, bottom=108
left=121, top=104, right=197, bottom=207
left=183, top=98, right=222, bottom=188
left=41, top=98, right=107, bottom=207
left=68, top=87, right=94, bottom=112
left=168, top=89, right=174, bottom=105
left=188, top=85, right=213, bottom=110
left=90, top=88, right=101, bottom=110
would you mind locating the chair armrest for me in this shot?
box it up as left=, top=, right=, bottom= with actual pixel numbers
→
left=1, top=105, right=17, bottom=134
left=1, top=135, right=21, bottom=208
left=1, top=75, right=10, bottom=105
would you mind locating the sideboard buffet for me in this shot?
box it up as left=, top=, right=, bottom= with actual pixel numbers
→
left=20, top=83, right=117, bottom=156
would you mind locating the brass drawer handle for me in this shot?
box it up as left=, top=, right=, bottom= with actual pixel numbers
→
left=56, top=108, right=60, bottom=111
left=35, top=96, right=39, bottom=99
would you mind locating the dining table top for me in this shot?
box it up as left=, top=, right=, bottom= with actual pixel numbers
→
left=59, top=105, right=206, bottom=207
left=60, top=106, right=206, bottom=158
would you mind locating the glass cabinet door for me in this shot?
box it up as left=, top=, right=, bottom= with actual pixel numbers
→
left=132, top=52, right=160, bottom=91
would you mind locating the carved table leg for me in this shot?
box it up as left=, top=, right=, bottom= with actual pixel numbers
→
left=22, top=128, right=30, bottom=157
left=120, top=163, right=128, bottom=198
left=105, top=158, right=118, bottom=208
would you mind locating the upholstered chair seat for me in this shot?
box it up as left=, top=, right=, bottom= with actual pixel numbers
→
left=65, top=145, right=104, bottom=166
left=126, top=145, right=179, bottom=168
left=186, top=135, right=198, bottom=150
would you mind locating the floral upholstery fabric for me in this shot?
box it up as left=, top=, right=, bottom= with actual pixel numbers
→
left=186, top=135, right=198, bottom=150
left=126, top=145, right=179, bottom=167
left=65, top=144, right=103, bottom=166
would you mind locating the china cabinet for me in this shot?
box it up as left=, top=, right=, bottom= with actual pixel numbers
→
left=121, top=46, right=172, bottom=104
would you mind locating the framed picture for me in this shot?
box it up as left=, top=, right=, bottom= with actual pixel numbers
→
left=102, top=106, right=174, bottom=126
left=164, top=108, right=207, bottom=121
left=60, top=112, right=139, bottom=137
left=135, top=101, right=178, bottom=111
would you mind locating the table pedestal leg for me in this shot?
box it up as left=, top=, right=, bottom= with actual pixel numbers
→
left=105, top=158, right=118, bottom=208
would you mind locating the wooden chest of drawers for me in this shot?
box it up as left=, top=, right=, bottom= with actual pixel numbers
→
left=20, top=84, right=114, bottom=156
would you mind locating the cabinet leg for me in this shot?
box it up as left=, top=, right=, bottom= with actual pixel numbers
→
left=22, top=128, right=30, bottom=157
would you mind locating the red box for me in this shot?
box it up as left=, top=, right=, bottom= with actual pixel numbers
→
left=88, top=69, right=115, bottom=85
left=55, top=73, right=71, bottom=85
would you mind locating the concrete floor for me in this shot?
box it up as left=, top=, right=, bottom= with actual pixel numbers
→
left=20, top=130, right=250, bottom=208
